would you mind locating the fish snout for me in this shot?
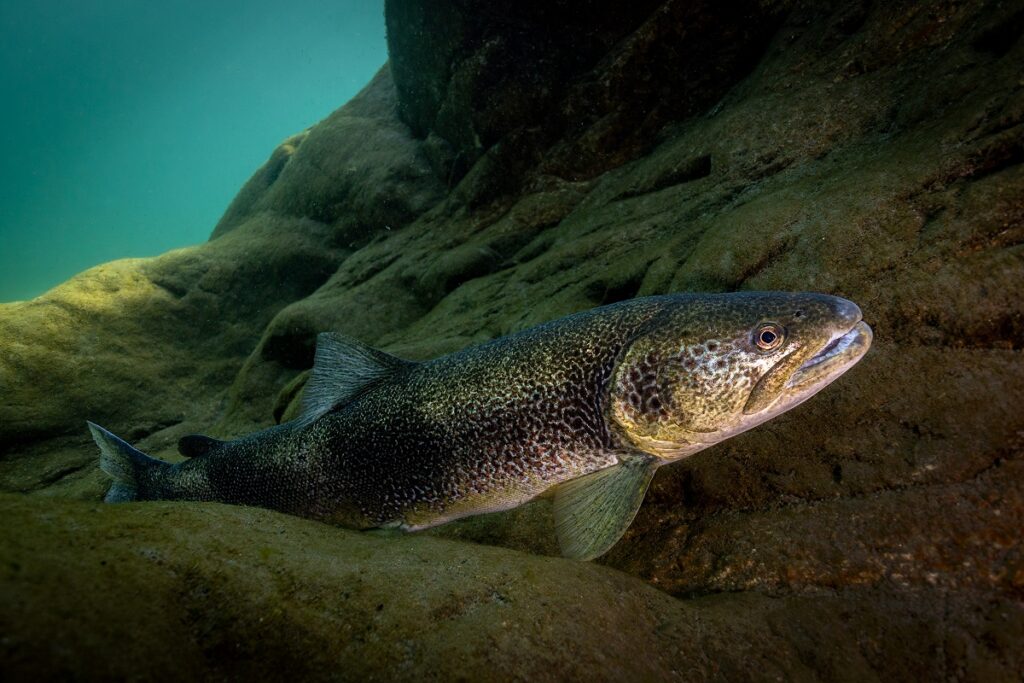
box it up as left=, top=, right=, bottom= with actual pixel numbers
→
left=829, top=296, right=863, bottom=330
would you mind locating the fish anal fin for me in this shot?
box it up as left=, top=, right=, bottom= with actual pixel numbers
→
left=296, top=332, right=414, bottom=425
left=177, top=434, right=225, bottom=458
left=553, top=454, right=658, bottom=561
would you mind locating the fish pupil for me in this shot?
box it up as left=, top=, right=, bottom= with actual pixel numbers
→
left=755, top=324, right=784, bottom=350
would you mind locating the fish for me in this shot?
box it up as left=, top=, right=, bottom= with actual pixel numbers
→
left=88, top=292, right=872, bottom=560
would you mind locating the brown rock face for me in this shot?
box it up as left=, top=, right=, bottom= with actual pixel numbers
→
left=2, top=0, right=1023, bottom=679
left=8, top=495, right=1019, bottom=681
left=386, top=0, right=788, bottom=198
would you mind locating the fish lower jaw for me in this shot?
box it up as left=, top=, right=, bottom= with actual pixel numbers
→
left=788, top=320, right=872, bottom=388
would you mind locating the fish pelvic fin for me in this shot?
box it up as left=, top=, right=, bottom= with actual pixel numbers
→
left=87, top=421, right=167, bottom=503
left=295, top=332, right=415, bottom=425
left=553, top=454, right=658, bottom=561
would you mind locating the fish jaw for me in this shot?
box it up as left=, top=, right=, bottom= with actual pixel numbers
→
left=736, top=318, right=872, bottom=433
left=787, top=320, right=873, bottom=393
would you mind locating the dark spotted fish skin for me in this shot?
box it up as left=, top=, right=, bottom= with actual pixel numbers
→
left=92, top=291, right=870, bottom=559
left=164, top=296, right=675, bottom=527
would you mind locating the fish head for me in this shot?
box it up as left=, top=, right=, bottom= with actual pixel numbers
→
left=609, top=292, right=872, bottom=461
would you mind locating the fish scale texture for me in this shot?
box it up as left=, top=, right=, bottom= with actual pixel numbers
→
left=169, top=300, right=652, bottom=524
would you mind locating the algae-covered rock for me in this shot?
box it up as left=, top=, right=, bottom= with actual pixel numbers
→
left=213, top=65, right=445, bottom=241
left=0, top=215, right=342, bottom=496
left=2, top=494, right=1022, bottom=681
left=2, top=0, right=1024, bottom=678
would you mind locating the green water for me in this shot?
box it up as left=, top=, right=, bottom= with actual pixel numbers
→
left=0, top=0, right=386, bottom=303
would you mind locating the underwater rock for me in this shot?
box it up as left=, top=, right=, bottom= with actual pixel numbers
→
left=385, top=0, right=788, bottom=192
left=213, top=65, right=445, bottom=241
left=0, top=216, right=342, bottom=497
left=2, top=0, right=1024, bottom=678
left=2, top=494, right=1022, bottom=681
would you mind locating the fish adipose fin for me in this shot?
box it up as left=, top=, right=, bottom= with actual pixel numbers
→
left=553, top=455, right=658, bottom=561
left=87, top=421, right=165, bottom=503
left=296, top=332, right=415, bottom=425
left=177, top=434, right=225, bottom=458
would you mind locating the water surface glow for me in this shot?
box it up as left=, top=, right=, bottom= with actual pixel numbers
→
left=0, top=0, right=386, bottom=302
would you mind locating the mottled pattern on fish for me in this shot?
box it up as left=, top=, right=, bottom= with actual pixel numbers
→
left=172, top=297, right=670, bottom=527
left=89, top=292, right=872, bottom=559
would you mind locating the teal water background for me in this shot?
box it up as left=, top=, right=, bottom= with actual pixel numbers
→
left=0, top=0, right=385, bottom=303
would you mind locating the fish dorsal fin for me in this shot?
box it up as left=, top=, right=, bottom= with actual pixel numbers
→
left=296, top=332, right=413, bottom=425
left=177, top=434, right=225, bottom=458
left=553, top=454, right=658, bottom=561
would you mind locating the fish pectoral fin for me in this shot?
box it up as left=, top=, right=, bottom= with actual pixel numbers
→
left=296, top=332, right=416, bottom=425
left=177, top=434, right=225, bottom=458
left=552, top=454, right=658, bottom=561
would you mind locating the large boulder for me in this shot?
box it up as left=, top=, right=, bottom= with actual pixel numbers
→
left=2, top=494, right=1021, bottom=681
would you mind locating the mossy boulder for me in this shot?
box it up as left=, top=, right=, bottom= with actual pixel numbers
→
left=2, top=494, right=1022, bottom=681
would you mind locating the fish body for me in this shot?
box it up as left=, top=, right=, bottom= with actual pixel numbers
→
left=90, top=292, right=872, bottom=559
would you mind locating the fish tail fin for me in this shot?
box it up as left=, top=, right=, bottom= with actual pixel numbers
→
left=87, top=421, right=167, bottom=503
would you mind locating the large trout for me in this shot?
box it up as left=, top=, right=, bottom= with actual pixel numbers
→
left=89, top=292, right=872, bottom=559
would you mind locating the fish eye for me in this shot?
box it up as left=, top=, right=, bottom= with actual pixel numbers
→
left=754, top=323, right=785, bottom=351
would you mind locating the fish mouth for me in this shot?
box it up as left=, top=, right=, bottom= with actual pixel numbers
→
left=787, top=320, right=873, bottom=390
left=741, top=316, right=872, bottom=416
